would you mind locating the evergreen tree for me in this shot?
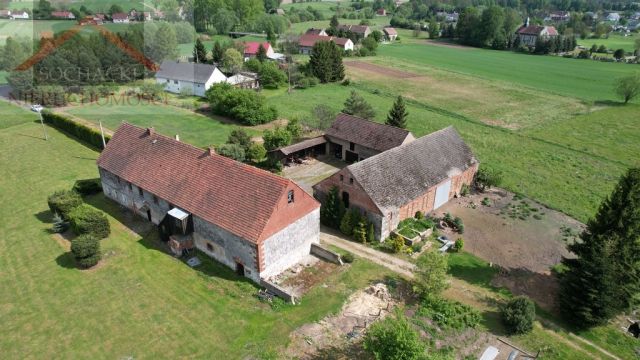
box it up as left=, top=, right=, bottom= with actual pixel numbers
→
left=193, top=38, right=207, bottom=63
left=343, top=91, right=376, bottom=119
left=309, top=41, right=344, bottom=83
left=256, top=44, right=268, bottom=62
left=329, top=14, right=339, bottom=34
left=559, top=168, right=640, bottom=328
left=367, top=222, right=375, bottom=243
left=211, top=41, right=224, bottom=64
left=320, top=186, right=345, bottom=228
left=266, top=28, right=277, bottom=47
left=386, top=95, right=408, bottom=128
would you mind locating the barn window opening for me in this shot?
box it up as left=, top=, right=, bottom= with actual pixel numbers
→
left=153, top=195, right=158, bottom=204
left=349, top=142, right=355, bottom=151
left=340, top=175, right=344, bottom=182
left=206, top=243, right=213, bottom=252
left=138, top=187, right=143, bottom=196
left=342, top=191, right=350, bottom=208
left=349, top=177, right=354, bottom=184
left=127, top=182, right=132, bottom=191
left=288, top=190, right=294, bottom=203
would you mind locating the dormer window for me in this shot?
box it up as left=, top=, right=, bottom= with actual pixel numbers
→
left=288, top=190, right=294, bottom=203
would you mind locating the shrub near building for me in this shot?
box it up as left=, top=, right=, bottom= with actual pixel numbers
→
left=71, top=234, right=101, bottom=268
left=68, top=204, right=111, bottom=239
left=47, top=190, right=83, bottom=220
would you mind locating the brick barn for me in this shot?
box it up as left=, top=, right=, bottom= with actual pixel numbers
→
left=97, top=123, right=320, bottom=282
left=313, top=126, right=478, bottom=241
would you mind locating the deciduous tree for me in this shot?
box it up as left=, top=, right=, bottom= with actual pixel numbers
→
left=614, top=73, right=640, bottom=104
left=413, top=250, right=449, bottom=298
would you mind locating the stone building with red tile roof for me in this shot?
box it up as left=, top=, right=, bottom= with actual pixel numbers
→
left=97, top=123, right=320, bottom=282
left=298, top=34, right=354, bottom=54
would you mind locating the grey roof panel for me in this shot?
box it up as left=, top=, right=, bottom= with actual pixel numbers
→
left=155, top=60, right=219, bottom=84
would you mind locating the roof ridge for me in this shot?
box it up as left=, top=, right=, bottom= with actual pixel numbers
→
left=119, top=122, right=290, bottom=186
left=337, top=112, right=411, bottom=133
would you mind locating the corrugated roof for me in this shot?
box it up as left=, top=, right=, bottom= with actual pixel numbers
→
left=273, top=136, right=327, bottom=156
left=155, top=60, right=221, bottom=84
left=325, top=113, right=413, bottom=153
left=347, top=126, right=478, bottom=210
left=97, top=123, right=319, bottom=243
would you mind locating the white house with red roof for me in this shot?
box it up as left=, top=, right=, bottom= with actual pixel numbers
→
left=10, top=10, right=29, bottom=20
left=516, top=19, right=558, bottom=47
left=243, top=42, right=275, bottom=59
left=111, top=12, right=129, bottom=23
left=97, top=124, right=320, bottom=283
left=51, top=11, right=75, bottom=19
left=298, top=34, right=354, bottom=54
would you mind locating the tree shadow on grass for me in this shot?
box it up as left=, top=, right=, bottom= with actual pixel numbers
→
left=34, top=209, right=52, bottom=224
left=593, top=99, right=625, bottom=107
left=55, top=251, right=77, bottom=269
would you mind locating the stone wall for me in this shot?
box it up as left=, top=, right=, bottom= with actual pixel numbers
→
left=310, top=243, right=343, bottom=265
left=192, top=216, right=260, bottom=282
left=260, top=208, right=320, bottom=279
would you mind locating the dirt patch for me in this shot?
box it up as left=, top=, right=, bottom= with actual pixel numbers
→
left=269, top=255, right=341, bottom=298
left=437, top=188, right=582, bottom=274
left=345, top=61, right=422, bottom=78
left=492, top=270, right=560, bottom=314
left=423, top=39, right=474, bottom=50
left=52, top=230, right=74, bottom=251
left=285, top=283, right=396, bottom=359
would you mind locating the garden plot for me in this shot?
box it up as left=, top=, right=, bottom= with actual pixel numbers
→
left=435, top=188, right=582, bottom=274
left=267, top=254, right=342, bottom=298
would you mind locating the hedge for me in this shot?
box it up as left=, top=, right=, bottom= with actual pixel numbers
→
left=68, top=204, right=111, bottom=239
left=41, top=111, right=110, bottom=150
left=71, top=234, right=101, bottom=268
left=47, top=190, right=83, bottom=220
left=73, top=178, right=103, bottom=195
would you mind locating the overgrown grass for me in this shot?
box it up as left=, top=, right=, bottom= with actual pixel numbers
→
left=0, top=114, right=393, bottom=358
left=577, top=33, right=640, bottom=53
left=64, top=101, right=262, bottom=147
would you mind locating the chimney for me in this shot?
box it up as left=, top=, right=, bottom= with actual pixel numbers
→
left=525, top=17, right=530, bottom=27
left=207, top=147, right=215, bottom=156
left=175, top=134, right=180, bottom=141
left=146, top=127, right=154, bottom=136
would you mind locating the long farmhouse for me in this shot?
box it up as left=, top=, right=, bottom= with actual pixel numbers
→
left=97, top=123, right=320, bottom=282
left=314, top=126, right=478, bottom=240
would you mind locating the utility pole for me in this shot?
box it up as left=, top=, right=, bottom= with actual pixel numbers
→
left=38, top=109, right=48, bottom=141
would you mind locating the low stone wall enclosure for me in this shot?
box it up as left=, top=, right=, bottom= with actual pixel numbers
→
left=261, top=278, right=298, bottom=304
left=310, top=243, right=344, bottom=265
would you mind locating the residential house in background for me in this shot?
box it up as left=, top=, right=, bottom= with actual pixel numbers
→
left=226, top=72, right=260, bottom=89
left=0, top=10, right=11, bottom=18
left=128, top=9, right=138, bottom=21
left=437, top=11, right=459, bottom=22
left=516, top=21, right=558, bottom=47
left=111, top=12, right=129, bottom=23
left=606, top=12, right=621, bottom=22
left=243, top=42, right=274, bottom=59
left=10, top=10, right=29, bottom=19
left=549, top=11, right=570, bottom=22
left=298, top=34, right=354, bottom=54
left=336, top=24, right=371, bottom=40
left=306, top=28, right=328, bottom=36
left=51, top=11, right=75, bottom=19
left=383, top=27, right=398, bottom=41
left=376, top=8, right=387, bottom=16
left=143, top=12, right=152, bottom=21
left=97, top=124, right=321, bottom=283
left=155, top=61, right=227, bottom=97
left=313, top=126, right=478, bottom=241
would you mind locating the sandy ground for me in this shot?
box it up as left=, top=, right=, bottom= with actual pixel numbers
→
left=282, top=156, right=344, bottom=194
left=345, top=60, right=422, bottom=78
left=269, top=254, right=342, bottom=298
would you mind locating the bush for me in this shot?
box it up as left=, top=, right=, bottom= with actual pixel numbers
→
left=475, top=166, right=503, bottom=192
left=454, top=238, right=464, bottom=252
left=73, top=178, right=103, bottom=195
left=502, top=296, right=536, bottom=335
left=71, top=234, right=101, bottom=268
left=68, top=204, right=110, bottom=239
left=47, top=190, right=83, bottom=219
left=216, top=143, right=246, bottom=162
left=341, top=78, right=351, bottom=86
left=52, top=213, right=69, bottom=233
left=205, top=83, right=277, bottom=125
left=414, top=211, right=424, bottom=219
left=341, top=252, right=355, bottom=263
left=390, top=234, right=405, bottom=253
left=363, top=310, right=425, bottom=360
left=460, top=184, right=470, bottom=197
left=417, top=296, right=481, bottom=330
left=41, top=111, right=110, bottom=149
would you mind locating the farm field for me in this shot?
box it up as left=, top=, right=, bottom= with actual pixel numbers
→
left=7, top=0, right=147, bottom=12
left=287, top=17, right=390, bottom=34
left=177, top=35, right=266, bottom=57
left=0, top=19, right=132, bottom=44
left=63, top=101, right=262, bottom=147
left=377, top=37, right=639, bottom=102
left=0, top=114, right=394, bottom=358
left=577, top=33, right=640, bottom=52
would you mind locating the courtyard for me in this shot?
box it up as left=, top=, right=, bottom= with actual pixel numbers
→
left=282, top=155, right=344, bottom=194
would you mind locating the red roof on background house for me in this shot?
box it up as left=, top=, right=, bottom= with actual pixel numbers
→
left=299, top=34, right=351, bottom=47
left=97, top=123, right=319, bottom=243
left=51, top=11, right=73, bottom=18
left=376, top=8, right=386, bottom=15
left=336, top=24, right=370, bottom=34
left=243, top=42, right=271, bottom=55
left=517, top=25, right=558, bottom=36
left=111, top=12, right=128, bottom=20
left=383, top=27, right=397, bottom=35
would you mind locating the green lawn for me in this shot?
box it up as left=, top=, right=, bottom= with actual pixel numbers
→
left=0, top=108, right=394, bottom=358
left=578, top=33, right=640, bottom=53
left=177, top=35, right=267, bottom=57
left=8, top=0, right=146, bottom=12
left=0, top=19, right=132, bottom=44
left=377, top=40, right=639, bottom=102
left=64, top=101, right=261, bottom=147
left=288, top=17, right=390, bottom=34
left=0, top=99, right=38, bottom=129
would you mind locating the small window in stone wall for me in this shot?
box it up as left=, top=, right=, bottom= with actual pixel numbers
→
left=128, top=182, right=132, bottom=191
left=349, top=177, right=354, bottom=185
left=206, top=243, right=213, bottom=252
left=349, top=142, right=355, bottom=151
left=153, top=195, right=158, bottom=204
left=340, top=175, right=344, bottom=182
left=138, top=187, right=143, bottom=197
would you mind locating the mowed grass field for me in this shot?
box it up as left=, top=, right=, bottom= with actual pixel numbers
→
left=0, top=19, right=132, bottom=44
left=0, top=107, right=394, bottom=358
left=63, top=101, right=261, bottom=147
left=7, top=0, right=146, bottom=12
left=577, top=33, right=640, bottom=52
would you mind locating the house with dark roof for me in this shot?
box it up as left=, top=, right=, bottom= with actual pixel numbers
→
left=325, top=113, right=415, bottom=162
left=298, top=34, right=354, bottom=54
left=98, top=124, right=320, bottom=282
left=155, top=60, right=227, bottom=97
left=313, top=126, right=478, bottom=240
left=516, top=19, right=558, bottom=47
left=336, top=24, right=371, bottom=40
